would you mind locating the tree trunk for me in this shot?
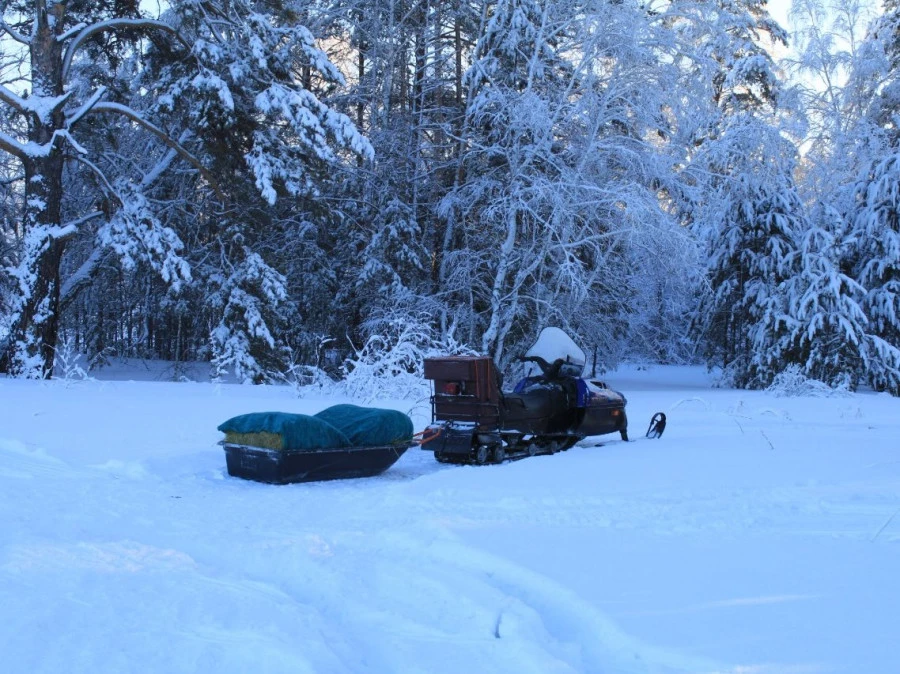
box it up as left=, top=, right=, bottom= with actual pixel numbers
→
left=3, top=3, right=69, bottom=377
left=482, top=209, right=519, bottom=361
left=357, top=39, right=366, bottom=130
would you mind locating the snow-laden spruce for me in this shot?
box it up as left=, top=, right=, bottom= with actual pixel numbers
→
left=0, top=0, right=370, bottom=381
left=851, top=152, right=900, bottom=394
left=691, top=117, right=803, bottom=389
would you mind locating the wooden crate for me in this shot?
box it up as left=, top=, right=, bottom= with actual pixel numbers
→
left=423, top=356, right=486, bottom=382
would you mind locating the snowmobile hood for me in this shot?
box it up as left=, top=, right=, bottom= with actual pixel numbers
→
left=524, top=327, right=586, bottom=378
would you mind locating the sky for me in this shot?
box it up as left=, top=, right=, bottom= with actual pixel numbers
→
left=769, top=0, right=791, bottom=28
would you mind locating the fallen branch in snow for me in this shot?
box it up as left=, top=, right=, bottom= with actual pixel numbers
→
left=760, top=430, right=775, bottom=450
left=672, top=397, right=710, bottom=410
left=864, top=460, right=900, bottom=469
left=871, top=506, right=900, bottom=542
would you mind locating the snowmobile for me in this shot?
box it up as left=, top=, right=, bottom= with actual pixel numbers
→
left=420, top=327, right=661, bottom=464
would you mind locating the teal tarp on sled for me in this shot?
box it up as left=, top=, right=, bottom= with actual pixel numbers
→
left=218, top=406, right=413, bottom=450
left=217, top=412, right=351, bottom=450
left=314, top=404, right=414, bottom=447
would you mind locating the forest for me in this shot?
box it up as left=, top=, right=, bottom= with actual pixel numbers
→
left=0, top=0, right=898, bottom=394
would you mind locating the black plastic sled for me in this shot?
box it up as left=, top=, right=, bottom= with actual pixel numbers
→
left=222, top=442, right=413, bottom=484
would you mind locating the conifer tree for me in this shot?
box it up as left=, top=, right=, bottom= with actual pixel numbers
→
left=851, top=153, right=900, bottom=393
left=780, top=207, right=871, bottom=387
left=693, top=122, right=804, bottom=387
left=679, top=0, right=803, bottom=386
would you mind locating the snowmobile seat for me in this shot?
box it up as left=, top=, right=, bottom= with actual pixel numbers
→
left=502, top=387, right=569, bottom=434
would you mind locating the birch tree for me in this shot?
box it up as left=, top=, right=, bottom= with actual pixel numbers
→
left=440, top=0, right=689, bottom=365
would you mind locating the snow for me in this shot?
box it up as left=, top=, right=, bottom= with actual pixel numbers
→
left=1, top=364, right=898, bottom=674
left=524, top=326, right=587, bottom=370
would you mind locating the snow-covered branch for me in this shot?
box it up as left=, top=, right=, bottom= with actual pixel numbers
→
left=0, top=130, right=28, bottom=160
left=87, top=101, right=221, bottom=197
left=0, top=84, right=28, bottom=113
left=2, top=87, right=73, bottom=124
left=60, top=244, right=107, bottom=310
left=0, top=15, right=29, bottom=44
left=1, top=128, right=82, bottom=159
left=67, top=154, right=118, bottom=199
left=141, top=142, right=183, bottom=191
left=62, top=18, right=186, bottom=80
left=65, top=86, right=107, bottom=129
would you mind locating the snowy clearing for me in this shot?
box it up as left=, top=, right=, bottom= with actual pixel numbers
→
left=1, top=365, right=898, bottom=673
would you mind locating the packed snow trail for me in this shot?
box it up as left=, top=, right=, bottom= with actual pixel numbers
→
left=0, top=438, right=707, bottom=674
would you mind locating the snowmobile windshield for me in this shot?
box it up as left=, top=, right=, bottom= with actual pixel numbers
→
left=523, top=327, right=586, bottom=378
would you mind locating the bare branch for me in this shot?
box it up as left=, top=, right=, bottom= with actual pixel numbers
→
left=87, top=101, right=223, bottom=198
left=67, top=153, right=119, bottom=201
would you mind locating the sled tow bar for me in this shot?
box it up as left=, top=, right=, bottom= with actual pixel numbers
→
left=645, top=412, right=666, bottom=439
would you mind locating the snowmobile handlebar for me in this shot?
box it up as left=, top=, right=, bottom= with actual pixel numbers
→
left=517, top=355, right=566, bottom=379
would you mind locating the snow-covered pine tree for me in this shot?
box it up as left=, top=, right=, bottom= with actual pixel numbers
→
left=785, top=0, right=900, bottom=393
left=850, top=152, right=900, bottom=393
left=138, top=0, right=373, bottom=381
left=820, top=0, right=900, bottom=394
left=780, top=205, right=871, bottom=387
left=676, top=0, right=805, bottom=387
left=692, top=119, right=804, bottom=388
left=208, top=249, right=289, bottom=384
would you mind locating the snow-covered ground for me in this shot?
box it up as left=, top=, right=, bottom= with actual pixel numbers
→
left=1, top=364, right=898, bottom=674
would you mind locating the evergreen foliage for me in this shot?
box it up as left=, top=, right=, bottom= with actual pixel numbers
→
left=692, top=119, right=804, bottom=388
left=782, top=209, right=870, bottom=388
left=851, top=151, right=900, bottom=393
